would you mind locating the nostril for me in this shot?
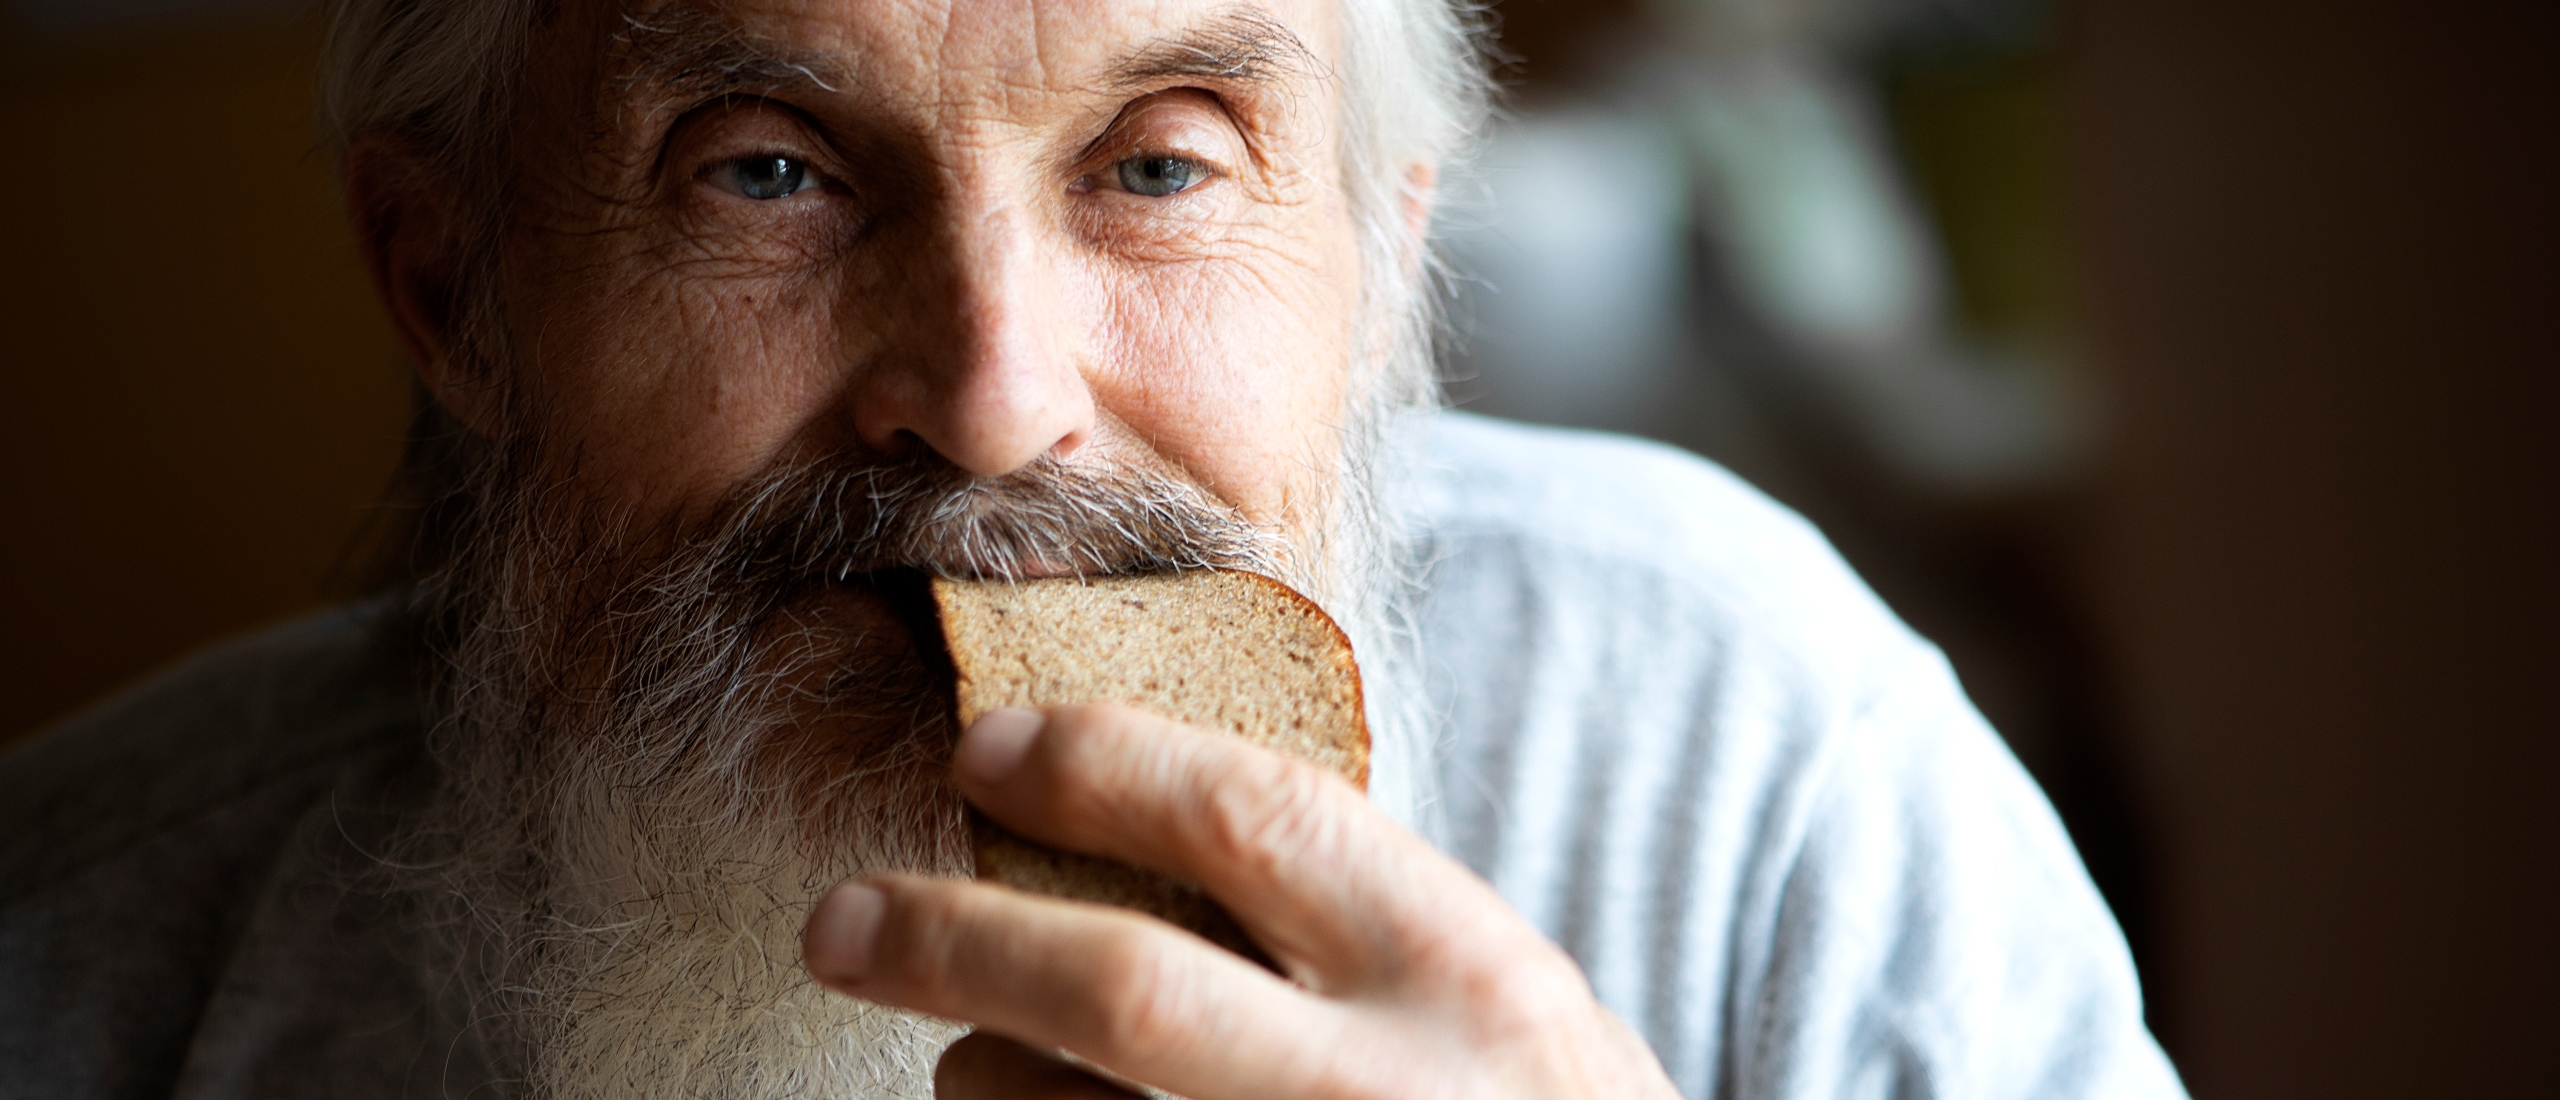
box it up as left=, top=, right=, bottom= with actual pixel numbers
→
left=873, top=428, right=923, bottom=461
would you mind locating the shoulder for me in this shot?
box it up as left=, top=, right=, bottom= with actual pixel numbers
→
left=1405, top=416, right=2176, bottom=1098
left=0, top=604, right=426, bottom=903
left=1408, top=411, right=1923, bottom=693
left=1405, top=413, right=1957, bottom=925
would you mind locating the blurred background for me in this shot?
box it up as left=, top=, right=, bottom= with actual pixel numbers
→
left=2, top=0, right=2551, bottom=1095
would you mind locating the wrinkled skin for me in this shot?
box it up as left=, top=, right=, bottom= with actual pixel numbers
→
left=349, top=0, right=1685, bottom=1095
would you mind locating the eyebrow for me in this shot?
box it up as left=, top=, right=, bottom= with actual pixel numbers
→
left=1100, top=10, right=1322, bottom=91
left=612, top=4, right=1319, bottom=106
left=613, top=7, right=849, bottom=102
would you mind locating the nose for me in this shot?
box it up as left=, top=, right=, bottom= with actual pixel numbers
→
left=847, top=201, right=1095, bottom=477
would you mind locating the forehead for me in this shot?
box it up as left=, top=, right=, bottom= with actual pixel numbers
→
left=588, top=0, right=1341, bottom=112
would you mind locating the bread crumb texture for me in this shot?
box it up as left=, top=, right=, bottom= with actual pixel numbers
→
left=932, top=570, right=1368, bottom=785
left=933, top=570, right=1369, bottom=962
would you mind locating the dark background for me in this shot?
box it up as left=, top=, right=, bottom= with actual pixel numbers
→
left=3, top=1, right=2551, bottom=1096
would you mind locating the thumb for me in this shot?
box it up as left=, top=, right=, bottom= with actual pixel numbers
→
left=935, top=1031, right=1144, bottom=1099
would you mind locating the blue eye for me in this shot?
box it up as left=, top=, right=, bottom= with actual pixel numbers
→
left=1116, top=156, right=1205, bottom=197
left=725, top=155, right=812, bottom=200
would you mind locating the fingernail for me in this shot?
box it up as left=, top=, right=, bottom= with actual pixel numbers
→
left=958, top=707, right=1043, bottom=786
left=805, top=882, right=886, bottom=987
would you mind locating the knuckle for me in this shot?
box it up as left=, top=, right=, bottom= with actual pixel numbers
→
left=1200, top=753, right=1341, bottom=874
left=1041, top=774, right=1118, bottom=844
left=1033, top=705, right=1162, bottom=832
left=871, top=879, right=997, bottom=1008
left=1456, top=944, right=1590, bottom=1043
left=1079, top=924, right=1199, bottom=1061
left=1021, top=708, right=1122, bottom=832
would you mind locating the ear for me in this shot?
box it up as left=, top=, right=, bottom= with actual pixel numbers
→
left=343, top=133, right=503, bottom=436
left=1397, top=162, right=1440, bottom=279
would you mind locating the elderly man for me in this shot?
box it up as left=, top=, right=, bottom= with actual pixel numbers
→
left=0, top=1, right=2184, bottom=1097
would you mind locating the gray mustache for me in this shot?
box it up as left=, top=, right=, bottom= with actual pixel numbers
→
left=700, top=450, right=1285, bottom=592
left=436, top=446, right=1285, bottom=781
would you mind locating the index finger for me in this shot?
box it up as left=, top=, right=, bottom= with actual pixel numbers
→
left=955, top=704, right=1537, bottom=992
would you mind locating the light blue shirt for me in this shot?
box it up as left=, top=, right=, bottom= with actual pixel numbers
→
left=1411, top=413, right=2184, bottom=1099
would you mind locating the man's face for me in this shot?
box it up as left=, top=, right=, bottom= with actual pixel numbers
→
left=487, top=0, right=1362, bottom=555
left=383, top=8, right=1423, bottom=1093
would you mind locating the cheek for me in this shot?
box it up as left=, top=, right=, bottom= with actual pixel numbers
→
left=1085, top=231, right=1362, bottom=524
left=506, top=236, right=851, bottom=511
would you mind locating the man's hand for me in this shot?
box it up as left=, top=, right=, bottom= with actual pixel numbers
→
left=800, top=704, right=1684, bottom=1099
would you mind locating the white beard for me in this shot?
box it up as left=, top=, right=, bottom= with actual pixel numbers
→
left=497, top=747, right=970, bottom=1098
left=396, top=412, right=1433, bottom=1100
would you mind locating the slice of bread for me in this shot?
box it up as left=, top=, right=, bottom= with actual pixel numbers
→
left=930, top=569, right=1369, bottom=965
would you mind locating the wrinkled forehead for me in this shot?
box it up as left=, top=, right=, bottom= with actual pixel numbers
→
left=557, top=0, right=1342, bottom=125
